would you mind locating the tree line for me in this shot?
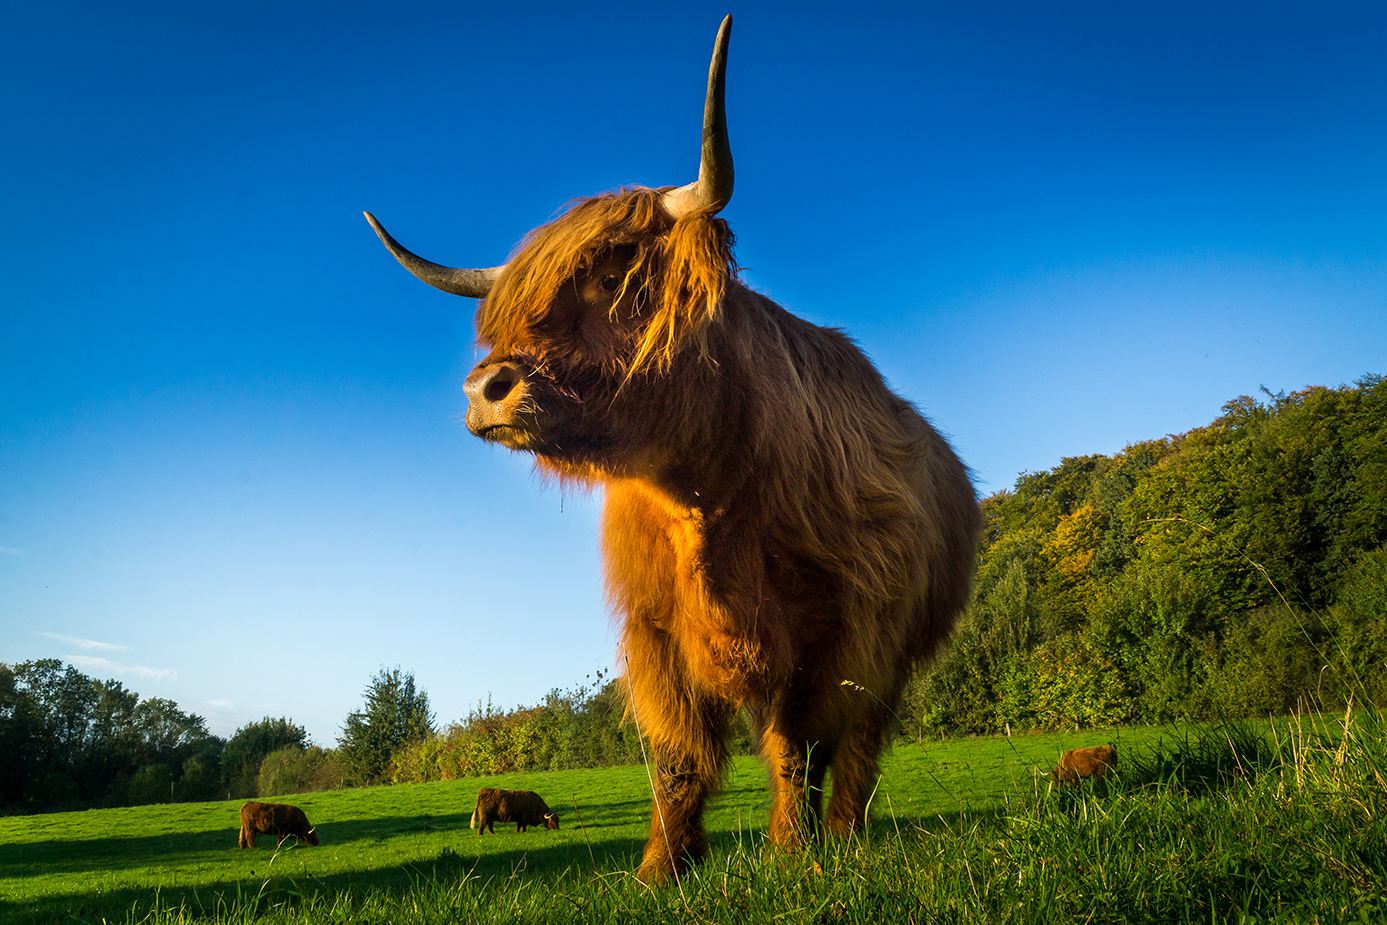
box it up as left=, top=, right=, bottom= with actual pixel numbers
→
left=897, top=374, right=1387, bottom=737
left=0, top=658, right=736, bottom=813
left=0, top=663, right=433, bottom=814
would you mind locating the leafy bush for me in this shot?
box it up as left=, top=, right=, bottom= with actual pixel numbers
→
left=258, top=745, right=340, bottom=797
left=127, top=763, right=173, bottom=805
left=1199, top=604, right=1327, bottom=717
left=1320, top=545, right=1387, bottom=706
left=221, top=717, right=309, bottom=798
left=390, top=676, right=756, bottom=782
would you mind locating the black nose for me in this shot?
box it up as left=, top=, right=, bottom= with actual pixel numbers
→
left=464, top=361, right=528, bottom=438
left=464, top=362, right=520, bottom=407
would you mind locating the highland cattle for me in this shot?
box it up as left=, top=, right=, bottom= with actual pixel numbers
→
left=237, top=801, right=319, bottom=849
left=366, top=15, right=979, bottom=883
left=469, top=787, right=560, bottom=834
left=1054, top=745, right=1119, bottom=783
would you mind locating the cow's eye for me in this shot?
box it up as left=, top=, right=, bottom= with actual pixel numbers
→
left=601, top=275, right=620, bottom=292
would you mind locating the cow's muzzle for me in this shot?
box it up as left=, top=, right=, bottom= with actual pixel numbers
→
left=464, top=360, right=529, bottom=440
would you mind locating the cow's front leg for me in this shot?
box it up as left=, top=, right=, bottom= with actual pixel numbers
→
left=631, top=688, right=732, bottom=883
left=625, top=632, right=732, bottom=883
left=635, top=746, right=721, bottom=883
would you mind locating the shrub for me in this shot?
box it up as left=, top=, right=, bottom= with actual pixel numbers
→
left=389, top=677, right=749, bottom=782
left=1320, top=545, right=1387, bottom=706
left=258, top=745, right=337, bottom=797
left=127, top=763, right=173, bottom=805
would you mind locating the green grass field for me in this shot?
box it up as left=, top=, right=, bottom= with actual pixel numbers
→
left=2, top=716, right=1382, bottom=924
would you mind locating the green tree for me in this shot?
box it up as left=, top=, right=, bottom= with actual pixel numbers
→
left=177, top=741, right=224, bottom=802
left=1320, top=544, right=1387, bottom=706
left=81, top=679, right=140, bottom=799
left=221, top=717, right=309, bottom=798
left=0, top=664, right=47, bottom=808
left=13, top=660, right=96, bottom=777
left=258, top=745, right=336, bottom=796
left=134, top=698, right=209, bottom=760
left=127, top=763, right=173, bottom=805
left=338, top=667, right=434, bottom=785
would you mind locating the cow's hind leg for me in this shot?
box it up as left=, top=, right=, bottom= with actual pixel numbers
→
left=825, top=699, right=893, bottom=836
left=755, top=705, right=834, bottom=851
left=238, top=825, right=252, bottom=849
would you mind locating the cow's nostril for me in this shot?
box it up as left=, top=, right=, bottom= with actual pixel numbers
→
left=483, top=367, right=517, bottom=403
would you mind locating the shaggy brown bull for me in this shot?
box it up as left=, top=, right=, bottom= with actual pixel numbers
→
left=469, top=787, right=560, bottom=834
left=1054, top=745, right=1118, bottom=783
left=237, top=801, right=319, bottom=849
left=366, top=15, right=978, bottom=884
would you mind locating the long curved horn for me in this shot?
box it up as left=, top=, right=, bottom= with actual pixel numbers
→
left=364, top=211, right=503, bottom=299
left=661, top=15, right=734, bottom=219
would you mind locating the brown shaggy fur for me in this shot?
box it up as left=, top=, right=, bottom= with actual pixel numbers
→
left=452, top=183, right=980, bottom=884
left=468, top=787, right=560, bottom=834
left=237, top=801, right=319, bottom=849
left=478, top=191, right=733, bottom=379
left=1054, top=745, right=1118, bottom=783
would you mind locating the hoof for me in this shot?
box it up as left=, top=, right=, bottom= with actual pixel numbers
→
left=636, top=842, right=701, bottom=885
left=636, top=856, right=683, bottom=886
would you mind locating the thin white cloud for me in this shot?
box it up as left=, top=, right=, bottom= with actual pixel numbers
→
left=67, top=655, right=176, bottom=682
left=0, top=547, right=24, bottom=557
left=201, top=700, right=246, bottom=738
left=43, top=633, right=128, bottom=652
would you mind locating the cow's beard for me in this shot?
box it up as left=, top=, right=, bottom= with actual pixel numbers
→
left=469, top=353, right=706, bottom=489
left=473, top=363, right=625, bottom=465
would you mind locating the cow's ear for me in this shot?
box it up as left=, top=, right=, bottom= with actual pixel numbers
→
left=629, top=210, right=735, bottom=375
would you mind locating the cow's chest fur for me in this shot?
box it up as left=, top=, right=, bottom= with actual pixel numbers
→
left=603, top=480, right=825, bottom=702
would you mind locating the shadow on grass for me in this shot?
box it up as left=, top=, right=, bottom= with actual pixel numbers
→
left=3, top=801, right=1009, bottom=925
left=0, top=830, right=650, bottom=925
left=0, top=802, right=663, bottom=882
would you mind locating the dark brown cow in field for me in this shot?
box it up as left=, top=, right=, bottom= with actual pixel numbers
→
left=469, top=787, right=560, bottom=834
left=1054, top=745, right=1118, bottom=783
left=366, top=15, right=978, bottom=884
left=237, top=801, right=319, bottom=849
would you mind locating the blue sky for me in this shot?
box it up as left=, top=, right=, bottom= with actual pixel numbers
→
left=3, top=1, right=1384, bottom=744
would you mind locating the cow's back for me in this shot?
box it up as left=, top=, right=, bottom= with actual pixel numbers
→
left=1055, top=745, right=1118, bottom=783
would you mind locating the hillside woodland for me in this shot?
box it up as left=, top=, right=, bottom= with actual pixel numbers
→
left=3, top=376, right=1383, bottom=808
left=900, top=375, right=1387, bottom=736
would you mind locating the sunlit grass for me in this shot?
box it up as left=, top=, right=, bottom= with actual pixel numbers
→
left=4, top=713, right=1382, bottom=924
